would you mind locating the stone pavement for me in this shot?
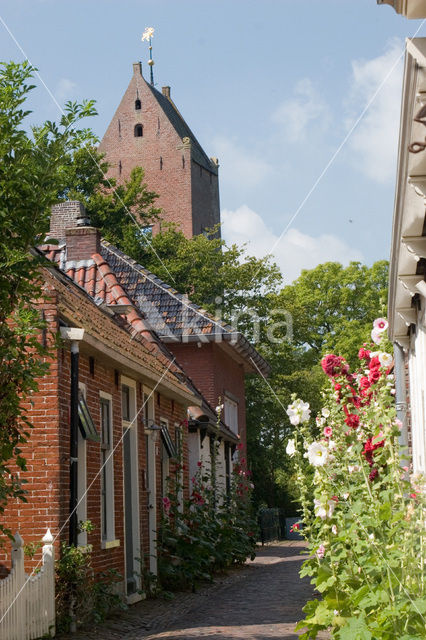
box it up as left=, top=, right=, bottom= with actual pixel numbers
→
left=61, top=541, right=329, bottom=640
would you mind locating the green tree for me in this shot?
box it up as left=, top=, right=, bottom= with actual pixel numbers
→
left=0, top=60, right=97, bottom=537
left=247, top=261, right=389, bottom=512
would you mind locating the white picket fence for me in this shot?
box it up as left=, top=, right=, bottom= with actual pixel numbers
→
left=0, top=529, right=55, bottom=640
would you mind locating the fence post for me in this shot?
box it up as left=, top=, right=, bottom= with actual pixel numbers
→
left=42, top=529, right=55, bottom=638
left=11, top=532, right=25, bottom=640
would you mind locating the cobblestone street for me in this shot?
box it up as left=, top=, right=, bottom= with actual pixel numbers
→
left=63, top=542, right=328, bottom=640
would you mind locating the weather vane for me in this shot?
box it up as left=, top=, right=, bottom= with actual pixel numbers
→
left=142, top=27, right=155, bottom=86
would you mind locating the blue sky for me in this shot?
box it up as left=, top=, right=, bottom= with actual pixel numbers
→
left=1, top=0, right=425, bottom=282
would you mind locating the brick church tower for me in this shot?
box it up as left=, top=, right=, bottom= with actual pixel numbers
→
left=98, top=62, right=220, bottom=238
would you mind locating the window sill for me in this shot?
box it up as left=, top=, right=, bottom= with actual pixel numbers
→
left=101, top=539, right=120, bottom=550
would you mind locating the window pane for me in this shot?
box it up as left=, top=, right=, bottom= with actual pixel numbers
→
left=122, top=385, right=130, bottom=421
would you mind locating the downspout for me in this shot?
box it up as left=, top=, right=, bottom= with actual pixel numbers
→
left=60, top=327, right=85, bottom=546
left=394, top=342, right=409, bottom=454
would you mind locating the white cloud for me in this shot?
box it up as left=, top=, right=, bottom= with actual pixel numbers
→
left=272, top=78, right=330, bottom=142
left=211, top=136, right=272, bottom=190
left=222, top=205, right=364, bottom=284
left=55, top=77, right=78, bottom=102
left=346, top=39, right=403, bottom=183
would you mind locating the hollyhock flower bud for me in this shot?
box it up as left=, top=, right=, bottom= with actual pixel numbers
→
left=316, top=544, right=326, bottom=559
left=286, top=439, right=296, bottom=457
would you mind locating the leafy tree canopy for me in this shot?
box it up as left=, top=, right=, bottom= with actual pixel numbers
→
left=247, top=260, right=389, bottom=512
left=0, top=60, right=97, bottom=536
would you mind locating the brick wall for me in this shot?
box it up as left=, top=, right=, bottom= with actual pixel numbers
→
left=168, top=342, right=247, bottom=448
left=98, top=63, right=220, bottom=239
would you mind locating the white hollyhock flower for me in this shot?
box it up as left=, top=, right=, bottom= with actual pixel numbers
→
left=378, top=352, right=392, bottom=368
left=287, top=399, right=311, bottom=425
left=314, top=499, right=327, bottom=520
left=321, top=407, right=330, bottom=418
left=306, top=442, right=328, bottom=467
left=286, top=439, right=296, bottom=457
left=332, top=525, right=338, bottom=535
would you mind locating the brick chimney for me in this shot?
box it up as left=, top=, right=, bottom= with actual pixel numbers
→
left=50, top=201, right=100, bottom=261
left=65, top=227, right=100, bottom=261
left=50, top=201, right=91, bottom=240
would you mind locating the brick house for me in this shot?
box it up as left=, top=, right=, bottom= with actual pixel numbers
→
left=98, top=62, right=220, bottom=238
left=1, top=250, right=201, bottom=599
left=46, top=201, right=268, bottom=485
left=2, top=198, right=263, bottom=593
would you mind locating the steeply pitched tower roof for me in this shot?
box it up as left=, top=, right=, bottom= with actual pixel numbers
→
left=146, top=82, right=218, bottom=175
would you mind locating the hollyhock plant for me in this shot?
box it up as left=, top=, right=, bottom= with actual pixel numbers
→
left=286, top=319, right=426, bottom=639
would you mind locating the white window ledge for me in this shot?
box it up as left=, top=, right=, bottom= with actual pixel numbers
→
left=101, top=539, right=120, bottom=550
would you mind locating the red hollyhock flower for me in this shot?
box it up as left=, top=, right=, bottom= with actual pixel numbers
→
left=321, top=354, right=349, bottom=378
left=345, top=414, right=360, bottom=429
left=358, top=347, right=371, bottom=360
left=290, top=523, right=300, bottom=532
left=369, top=369, right=381, bottom=384
left=359, top=376, right=370, bottom=390
left=369, top=356, right=380, bottom=370
left=363, top=436, right=385, bottom=466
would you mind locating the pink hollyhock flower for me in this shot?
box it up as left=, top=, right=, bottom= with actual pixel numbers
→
left=323, top=426, right=333, bottom=438
left=162, top=496, right=171, bottom=512
left=290, top=523, right=300, bottom=532
left=321, top=354, right=349, bottom=378
left=331, top=525, right=338, bottom=535
left=316, top=544, right=326, bottom=559
left=373, top=317, right=388, bottom=333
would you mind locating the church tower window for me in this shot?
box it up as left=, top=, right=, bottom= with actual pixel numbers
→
left=135, top=99, right=141, bottom=110
left=134, top=124, right=143, bottom=137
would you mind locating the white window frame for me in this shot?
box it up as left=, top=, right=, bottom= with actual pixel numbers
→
left=100, top=391, right=118, bottom=548
left=175, top=422, right=184, bottom=513
left=224, top=395, right=239, bottom=435
left=121, top=376, right=141, bottom=596
left=160, top=418, right=170, bottom=498
left=77, top=382, right=88, bottom=546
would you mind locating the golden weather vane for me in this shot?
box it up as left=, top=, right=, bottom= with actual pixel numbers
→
left=142, top=27, right=155, bottom=86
